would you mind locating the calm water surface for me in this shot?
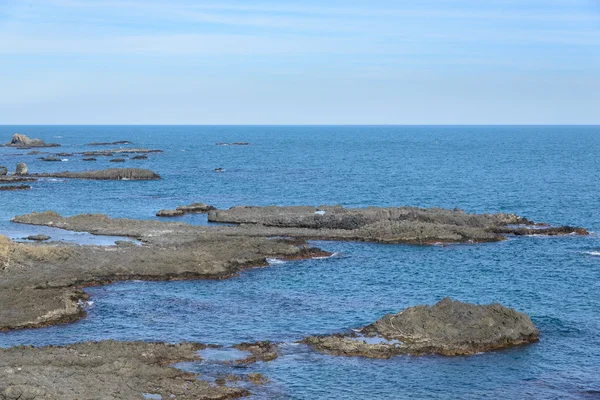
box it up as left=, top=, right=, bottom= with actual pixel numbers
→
left=1, top=126, right=599, bottom=399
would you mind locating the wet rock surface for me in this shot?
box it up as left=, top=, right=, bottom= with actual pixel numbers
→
left=1, top=213, right=330, bottom=331
left=232, top=342, right=279, bottom=364
left=0, top=340, right=247, bottom=400
left=6, top=134, right=60, bottom=148
left=0, top=166, right=7, bottom=176
left=208, top=205, right=587, bottom=244
left=303, top=298, right=540, bottom=357
left=31, top=168, right=161, bottom=180
left=15, top=162, right=28, bottom=176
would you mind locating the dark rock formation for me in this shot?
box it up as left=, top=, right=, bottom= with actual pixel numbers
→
left=15, top=162, right=28, bottom=175
left=82, top=157, right=97, bottom=161
left=232, top=142, right=249, bottom=145
left=0, top=166, right=7, bottom=175
left=56, top=152, right=73, bottom=157
left=81, top=148, right=162, bottom=157
left=0, top=175, right=36, bottom=183
left=0, top=341, right=247, bottom=400
left=26, top=234, right=51, bottom=241
left=0, top=184, right=31, bottom=191
left=88, top=140, right=133, bottom=145
left=109, top=158, right=126, bottom=162
left=302, top=298, right=540, bottom=357
left=6, top=133, right=60, bottom=148
left=131, top=155, right=148, bottom=160
left=215, top=168, right=224, bottom=172
left=176, top=202, right=217, bottom=213
left=156, top=209, right=185, bottom=217
left=40, top=156, right=62, bottom=162
left=32, top=168, right=161, bottom=180
left=207, top=205, right=587, bottom=244
left=233, top=342, right=279, bottom=364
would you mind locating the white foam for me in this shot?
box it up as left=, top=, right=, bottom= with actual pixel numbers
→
left=584, top=251, right=600, bottom=256
left=266, top=258, right=286, bottom=265
left=314, top=210, right=326, bottom=215
left=61, top=158, right=68, bottom=162
left=313, top=252, right=339, bottom=260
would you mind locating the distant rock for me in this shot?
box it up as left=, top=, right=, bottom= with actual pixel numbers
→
left=0, top=184, right=31, bottom=191
left=156, top=209, right=185, bottom=217
left=15, top=162, right=28, bottom=176
left=216, top=142, right=229, bottom=146
left=6, top=134, right=60, bottom=148
left=40, top=156, right=62, bottom=162
left=88, top=141, right=133, bottom=146
left=232, top=142, right=250, bottom=146
left=109, top=158, right=126, bottom=163
left=131, top=155, right=148, bottom=160
left=176, top=202, right=216, bottom=213
left=0, top=176, right=36, bottom=183
left=31, top=168, right=161, bottom=180
left=26, top=234, right=51, bottom=241
left=82, top=157, right=97, bottom=161
left=56, top=152, right=73, bottom=157
left=303, top=298, right=540, bottom=357
left=0, top=166, right=7, bottom=176
left=214, top=168, right=224, bottom=172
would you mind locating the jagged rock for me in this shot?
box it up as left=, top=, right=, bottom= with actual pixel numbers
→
left=15, top=162, right=28, bottom=175
left=156, top=209, right=185, bottom=217
left=303, top=298, right=540, bottom=357
left=6, top=133, right=60, bottom=148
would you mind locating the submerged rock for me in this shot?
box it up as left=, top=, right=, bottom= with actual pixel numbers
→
left=303, top=298, right=539, bottom=357
left=15, top=162, right=28, bottom=175
left=176, top=202, right=217, bottom=213
left=6, top=133, right=60, bottom=148
left=88, top=140, right=133, bottom=146
left=156, top=209, right=185, bottom=217
left=0, top=341, right=247, bottom=400
left=32, top=168, right=161, bottom=180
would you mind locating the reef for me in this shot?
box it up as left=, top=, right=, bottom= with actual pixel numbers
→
left=207, top=205, right=588, bottom=244
left=302, top=297, right=540, bottom=357
left=31, top=168, right=161, bottom=180
left=0, top=340, right=247, bottom=400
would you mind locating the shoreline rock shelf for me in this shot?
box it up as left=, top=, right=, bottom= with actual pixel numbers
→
left=0, top=341, right=248, bottom=400
left=32, top=168, right=161, bottom=180
left=302, top=298, right=540, bottom=358
left=207, top=205, right=588, bottom=244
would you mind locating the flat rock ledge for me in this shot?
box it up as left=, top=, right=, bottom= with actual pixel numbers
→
left=0, top=341, right=247, bottom=400
left=208, top=205, right=588, bottom=244
left=31, top=168, right=161, bottom=180
left=302, top=298, right=540, bottom=358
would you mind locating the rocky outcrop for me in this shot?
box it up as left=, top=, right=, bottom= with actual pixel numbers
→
left=131, top=155, right=148, bottom=160
left=0, top=175, right=36, bottom=183
left=2, top=213, right=330, bottom=331
left=0, top=166, right=7, bottom=175
left=0, top=341, right=247, bottom=400
left=176, top=202, right=217, bottom=213
left=6, top=133, right=60, bottom=148
left=207, top=205, right=588, bottom=244
left=109, top=158, right=126, bottom=162
left=302, top=298, right=539, bottom=358
left=232, top=341, right=279, bottom=364
left=26, top=234, right=51, bottom=241
left=88, top=140, right=133, bottom=145
left=82, top=157, right=97, bottom=161
left=15, top=162, right=28, bottom=175
left=156, top=209, right=184, bottom=217
left=40, top=156, right=62, bottom=162
left=0, top=184, right=31, bottom=191
left=32, top=168, right=161, bottom=180
left=80, top=148, right=163, bottom=156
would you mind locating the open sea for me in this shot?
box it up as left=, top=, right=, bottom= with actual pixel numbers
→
left=1, top=125, right=600, bottom=399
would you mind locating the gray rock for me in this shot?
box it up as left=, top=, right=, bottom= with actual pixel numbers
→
left=0, top=166, right=7, bottom=176
left=6, top=133, right=60, bottom=148
left=156, top=209, right=185, bottom=217
left=303, top=298, right=540, bottom=357
left=31, top=168, right=160, bottom=180
left=15, top=162, right=28, bottom=175
left=109, top=158, right=126, bottom=162
left=176, top=202, right=217, bottom=213
left=26, top=234, right=51, bottom=241
left=40, top=156, right=62, bottom=162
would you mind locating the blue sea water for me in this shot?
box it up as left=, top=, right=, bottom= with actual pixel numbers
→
left=1, top=125, right=600, bottom=399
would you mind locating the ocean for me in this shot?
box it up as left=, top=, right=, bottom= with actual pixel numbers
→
left=1, top=125, right=599, bottom=399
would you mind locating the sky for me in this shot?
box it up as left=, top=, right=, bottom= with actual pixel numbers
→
left=1, top=0, right=599, bottom=125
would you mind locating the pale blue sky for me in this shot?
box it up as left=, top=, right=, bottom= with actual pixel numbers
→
left=1, top=0, right=599, bottom=124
